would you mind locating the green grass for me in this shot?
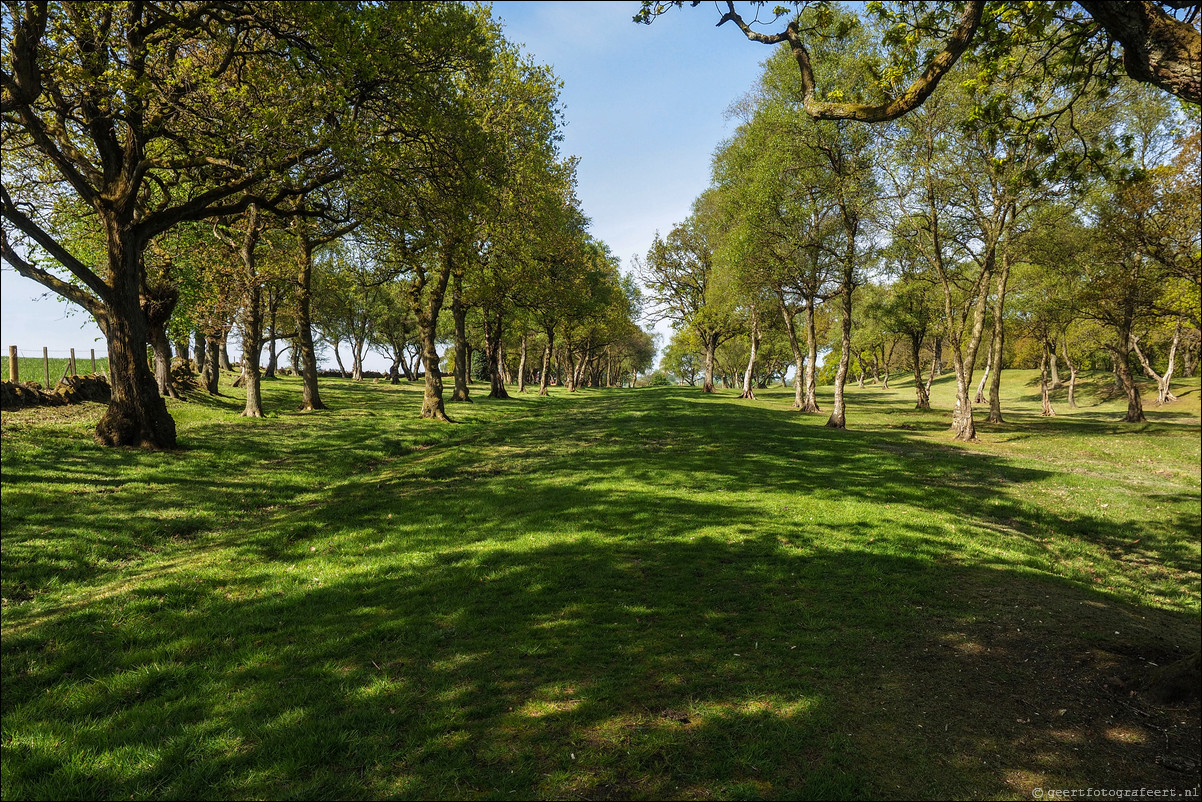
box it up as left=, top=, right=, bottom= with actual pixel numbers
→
left=2, top=369, right=1199, bottom=800
left=2, top=355, right=110, bottom=384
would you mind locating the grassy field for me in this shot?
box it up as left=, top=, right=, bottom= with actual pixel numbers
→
left=1, top=354, right=110, bottom=384
left=2, top=369, right=1199, bottom=800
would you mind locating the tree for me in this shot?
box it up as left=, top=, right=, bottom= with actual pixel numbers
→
left=639, top=196, right=740, bottom=393
left=636, top=2, right=1200, bottom=119
left=711, top=83, right=838, bottom=412
left=370, top=281, right=421, bottom=384
left=1, top=2, right=488, bottom=444
left=346, top=6, right=492, bottom=422
left=211, top=205, right=270, bottom=417
left=878, top=250, right=941, bottom=408
left=662, top=329, right=702, bottom=386
left=1, top=3, right=349, bottom=445
left=881, top=40, right=1107, bottom=438
left=311, top=239, right=386, bottom=384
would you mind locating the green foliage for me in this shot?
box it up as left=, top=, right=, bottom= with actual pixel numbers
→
left=644, top=369, right=672, bottom=387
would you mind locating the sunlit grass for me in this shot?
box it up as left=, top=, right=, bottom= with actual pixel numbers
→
left=2, top=368, right=1198, bottom=799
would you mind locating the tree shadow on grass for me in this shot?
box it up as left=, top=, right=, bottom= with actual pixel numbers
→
left=3, top=385, right=1199, bottom=799
left=3, top=536, right=1198, bottom=800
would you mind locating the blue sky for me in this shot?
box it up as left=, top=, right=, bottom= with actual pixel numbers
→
left=1, top=1, right=774, bottom=365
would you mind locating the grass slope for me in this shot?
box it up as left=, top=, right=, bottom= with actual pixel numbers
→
left=2, top=370, right=1199, bottom=800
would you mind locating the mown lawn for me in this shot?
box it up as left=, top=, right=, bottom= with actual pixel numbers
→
left=2, top=369, right=1199, bottom=800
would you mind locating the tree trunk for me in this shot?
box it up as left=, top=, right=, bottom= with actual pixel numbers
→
left=539, top=328, right=555, bottom=396
left=241, top=282, right=264, bottom=418
left=218, top=328, right=233, bottom=372
left=201, top=335, right=221, bottom=395
left=911, top=335, right=930, bottom=409
left=1062, top=336, right=1078, bottom=409
left=949, top=266, right=994, bottom=442
left=1111, top=326, right=1146, bottom=423
left=826, top=273, right=852, bottom=430
left=987, top=250, right=1010, bottom=424
left=295, top=232, right=325, bottom=411
left=485, top=309, right=509, bottom=399
left=518, top=331, right=528, bottom=393
left=174, top=336, right=190, bottom=365
left=1076, top=1, right=1202, bottom=104
left=803, top=301, right=820, bottom=412
left=932, top=335, right=943, bottom=376
left=1133, top=325, right=1181, bottom=405
left=451, top=268, right=470, bottom=403
left=351, top=334, right=365, bottom=382
left=264, top=289, right=279, bottom=379
left=143, top=279, right=180, bottom=398
left=331, top=340, right=348, bottom=378
left=149, top=325, right=178, bottom=399
left=571, top=341, right=589, bottom=392
left=1049, top=338, right=1061, bottom=388
left=1039, top=339, right=1055, bottom=417
left=193, top=330, right=206, bottom=374
left=780, top=298, right=807, bottom=410
left=925, top=341, right=939, bottom=399
left=882, top=341, right=895, bottom=389
left=224, top=205, right=266, bottom=417
left=975, top=356, right=990, bottom=404
left=701, top=331, right=718, bottom=393
left=412, top=240, right=455, bottom=422
left=403, top=347, right=417, bottom=381
left=93, top=232, right=177, bottom=449
left=740, top=308, right=760, bottom=400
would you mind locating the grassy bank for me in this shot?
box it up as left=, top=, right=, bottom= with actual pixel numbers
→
left=2, top=370, right=1199, bottom=799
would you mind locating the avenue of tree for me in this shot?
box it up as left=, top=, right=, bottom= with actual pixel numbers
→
left=637, top=2, right=1199, bottom=441
left=1, top=1, right=654, bottom=447
left=1, top=1, right=1199, bottom=451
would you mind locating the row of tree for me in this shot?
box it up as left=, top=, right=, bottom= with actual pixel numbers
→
left=637, top=5, right=1200, bottom=440
left=2, top=1, right=653, bottom=448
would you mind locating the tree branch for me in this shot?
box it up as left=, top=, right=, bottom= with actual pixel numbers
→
left=720, top=0, right=986, bottom=123
left=1, top=227, right=108, bottom=324
left=1079, top=0, right=1201, bottom=104
left=1, top=185, right=112, bottom=303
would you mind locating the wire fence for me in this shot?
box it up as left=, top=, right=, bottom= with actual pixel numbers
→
left=3, top=346, right=110, bottom=386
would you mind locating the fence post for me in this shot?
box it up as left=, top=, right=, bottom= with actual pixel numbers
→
left=69, top=348, right=77, bottom=377
left=91, top=348, right=96, bottom=374
left=43, top=347, right=49, bottom=386
left=8, top=345, right=17, bottom=383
